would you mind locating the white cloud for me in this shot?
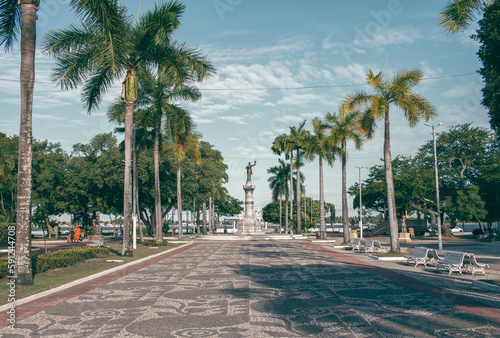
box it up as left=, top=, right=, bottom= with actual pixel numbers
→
left=218, top=115, right=247, bottom=125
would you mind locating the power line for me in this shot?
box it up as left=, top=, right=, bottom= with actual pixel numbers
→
left=0, top=72, right=478, bottom=90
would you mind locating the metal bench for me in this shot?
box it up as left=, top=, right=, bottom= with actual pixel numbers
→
left=348, top=238, right=365, bottom=251
left=404, top=247, right=440, bottom=267
left=435, top=251, right=466, bottom=275
left=361, top=240, right=388, bottom=253
left=463, top=253, right=489, bottom=275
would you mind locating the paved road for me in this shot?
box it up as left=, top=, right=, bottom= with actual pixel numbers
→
left=2, top=241, right=500, bottom=337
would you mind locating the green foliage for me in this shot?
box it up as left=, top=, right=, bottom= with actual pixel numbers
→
left=474, top=1, right=500, bottom=138
left=0, top=247, right=109, bottom=279
left=138, top=240, right=169, bottom=246
left=0, top=223, right=15, bottom=246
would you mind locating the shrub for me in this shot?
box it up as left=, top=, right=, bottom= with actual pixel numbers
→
left=0, top=223, right=15, bottom=247
left=473, top=228, right=485, bottom=235
left=0, top=247, right=109, bottom=279
left=138, top=240, right=169, bottom=247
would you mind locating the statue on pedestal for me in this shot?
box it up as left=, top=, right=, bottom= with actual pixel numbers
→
left=245, top=161, right=256, bottom=182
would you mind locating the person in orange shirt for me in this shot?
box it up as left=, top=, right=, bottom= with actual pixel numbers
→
left=73, top=226, right=81, bottom=242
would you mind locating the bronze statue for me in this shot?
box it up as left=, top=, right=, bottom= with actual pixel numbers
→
left=245, top=161, right=256, bottom=181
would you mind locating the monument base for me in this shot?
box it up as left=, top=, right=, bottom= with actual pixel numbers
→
left=236, top=218, right=263, bottom=236
left=399, top=232, right=411, bottom=244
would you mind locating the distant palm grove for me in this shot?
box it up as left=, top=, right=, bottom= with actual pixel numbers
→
left=1, top=0, right=499, bottom=285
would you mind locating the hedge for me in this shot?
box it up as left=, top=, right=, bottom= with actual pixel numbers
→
left=0, top=223, right=15, bottom=247
left=138, top=240, right=169, bottom=247
left=0, top=247, right=109, bottom=279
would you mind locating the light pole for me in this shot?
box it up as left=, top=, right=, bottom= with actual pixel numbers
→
left=356, top=166, right=365, bottom=239
left=425, top=122, right=443, bottom=250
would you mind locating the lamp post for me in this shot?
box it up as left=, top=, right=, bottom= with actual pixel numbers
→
left=356, top=166, right=364, bottom=239
left=425, top=123, right=443, bottom=250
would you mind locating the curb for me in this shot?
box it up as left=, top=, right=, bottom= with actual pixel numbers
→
left=368, top=254, right=406, bottom=261
left=472, top=280, right=500, bottom=293
left=0, top=241, right=193, bottom=312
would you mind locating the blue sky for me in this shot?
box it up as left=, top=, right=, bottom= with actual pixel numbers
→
left=0, top=0, right=490, bottom=217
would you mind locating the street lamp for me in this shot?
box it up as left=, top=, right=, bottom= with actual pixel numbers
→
left=425, top=122, right=443, bottom=250
left=355, top=166, right=365, bottom=239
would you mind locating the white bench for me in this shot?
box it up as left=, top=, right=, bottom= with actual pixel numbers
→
left=435, top=251, right=466, bottom=275
left=361, top=240, right=388, bottom=253
left=463, top=253, right=489, bottom=275
left=404, top=247, right=440, bottom=267
left=348, top=238, right=365, bottom=251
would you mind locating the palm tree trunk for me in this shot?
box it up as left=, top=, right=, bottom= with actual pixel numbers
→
left=289, top=152, right=293, bottom=232
left=133, top=132, right=143, bottom=242
left=177, top=160, right=182, bottom=239
left=285, top=202, right=289, bottom=234
left=384, top=111, right=399, bottom=252
left=122, top=100, right=134, bottom=257
left=342, top=139, right=350, bottom=243
left=296, top=150, right=302, bottom=234
left=154, top=127, right=162, bottom=243
left=319, top=157, right=326, bottom=240
left=15, top=3, right=39, bottom=285
left=279, top=196, right=282, bottom=231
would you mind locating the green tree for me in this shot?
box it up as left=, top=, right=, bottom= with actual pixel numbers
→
left=302, top=118, right=335, bottom=239
left=267, top=159, right=290, bottom=232
left=272, top=133, right=295, bottom=232
left=345, top=68, right=436, bottom=251
left=44, top=1, right=214, bottom=256
left=474, top=2, right=500, bottom=137
left=0, top=133, right=18, bottom=223
left=1, top=0, right=40, bottom=285
left=438, top=0, right=492, bottom=33
left=325, top=106, right=363, bottom=243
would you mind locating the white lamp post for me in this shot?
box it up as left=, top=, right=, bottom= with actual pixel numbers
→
left=425, top=122, right=443, bottom=250
left=356, top=166, right=365, bottom=239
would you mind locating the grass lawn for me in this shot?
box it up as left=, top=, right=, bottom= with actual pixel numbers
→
left=0, top=242, right=182, bottom=306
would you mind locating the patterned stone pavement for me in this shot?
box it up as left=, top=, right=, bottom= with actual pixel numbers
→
left=2, top=241, right=500, bottom=337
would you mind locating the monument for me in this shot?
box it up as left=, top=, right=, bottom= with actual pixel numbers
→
left=236, top=161, right=263, bottom=235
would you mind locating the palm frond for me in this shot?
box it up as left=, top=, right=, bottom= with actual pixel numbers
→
left=0, top=0, right=20, bottom=51
left=438, top=0, right=486, bottom=33
left=82, top=65, right=121, bottom=113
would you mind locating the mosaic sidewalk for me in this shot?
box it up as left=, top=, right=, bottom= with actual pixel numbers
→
left=2, top=241, right=500, bottom=337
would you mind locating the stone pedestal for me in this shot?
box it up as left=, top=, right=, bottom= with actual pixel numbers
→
left=236, top=179, right=263, bottom=235
left=399, top=232, right=411, bottom=244
left=349, top=230, right=358, bottom=239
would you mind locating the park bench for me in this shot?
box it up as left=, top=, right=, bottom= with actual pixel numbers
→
left=404, top=247, right=440, bottom=267
left=435, top=251, right=467, bottom=275
left=348, top=238, right=365, bottom=251
left=463, top=253, right=489, bottom=275
left=361, top=240, right=388, bottom=253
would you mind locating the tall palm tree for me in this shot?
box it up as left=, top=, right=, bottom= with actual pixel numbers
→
left=0, top=0, right=41, bottom=285
left=43, top=1, right=214, bottom=256
left=288, top=121, right=307, bottom=234
left=439, top=0, right=492, bottom=33
left=302, top=118, right=335, bottom=239
left=344, top=68, right=436, bottom=251
left=171, top=130, right=201, bottom=239
left=325, top=106, right=363, bottom=244
left=272, top=134, right=294, bottom=233
left=267, top=159, right=290, bottom=232
left=136, top=65, right=201, bottom=243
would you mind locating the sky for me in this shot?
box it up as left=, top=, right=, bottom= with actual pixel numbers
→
left=0, top=0, right=491, bottom=219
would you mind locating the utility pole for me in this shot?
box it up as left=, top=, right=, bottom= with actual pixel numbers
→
left=425, top=123, right=443, bottom=250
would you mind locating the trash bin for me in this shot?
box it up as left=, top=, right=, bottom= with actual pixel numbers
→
left=315, top=231, right=319, bottom=239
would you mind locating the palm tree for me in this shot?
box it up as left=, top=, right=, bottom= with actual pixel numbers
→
left=171, top=130, right=201, bottom=239
left=43, top=1, right=214, bottom=256
left=325, top=105, right=363, bottom=244
left=302, top=118, right=335, bottom=239
left=288, top=121, right=307, bottom=234
left=136, top=65, right=201, bottom=243
left=0, top=0, right=41, bottom=285
left=344, top=68, right=436, bottom=251
left=267, top=159, right=290, bottom=232
left=272, top=134, right=294, bottom=233
left=439, top=0, right=492, bottom=33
